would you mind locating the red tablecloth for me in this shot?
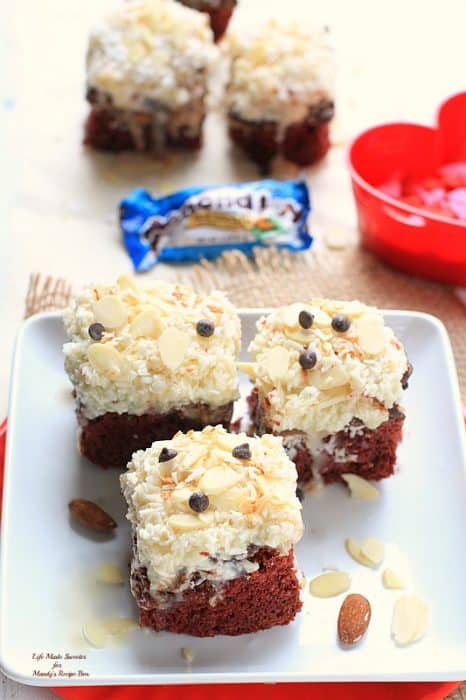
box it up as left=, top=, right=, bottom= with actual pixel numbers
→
left=0, top=419, right=459, bottom=700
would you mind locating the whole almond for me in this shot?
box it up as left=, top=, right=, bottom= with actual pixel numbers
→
left=338, top=594, right=371, bottom=645
left=69, top=498, right=117, bottom=533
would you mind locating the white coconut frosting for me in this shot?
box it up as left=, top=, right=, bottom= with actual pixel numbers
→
left=86, top=0, right=215, bottom=112
left=121, top=425, right=303, bottom=593
left=63, top=276, right=240, bottom=419
left=226, top=20, right=334, bottom=125
left=247, top=299, right=408, bottom=437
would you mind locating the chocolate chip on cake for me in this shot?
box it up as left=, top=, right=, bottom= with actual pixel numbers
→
left=196, top=319, right=215, bottom=337
left=189, top=492, right=209, bottom=513
left=298, top=310, right=314, bottom=329
left=295, top=487, right=304, bottom=502
left=158, top=447, right=177, bottom=463
left=401, top=362, right=413, bottom=390
left=299, top=350, right=317, bottom=370
left=331, top=315, right=351, bottom=333
left=88, top=322, right=105, bottom=341
left=232, top=443, right=252, bottom=460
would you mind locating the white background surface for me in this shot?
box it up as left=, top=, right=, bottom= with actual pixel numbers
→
left=1, top=0, right=466, bottom=696
left=2, top=311, right=466, bottom=688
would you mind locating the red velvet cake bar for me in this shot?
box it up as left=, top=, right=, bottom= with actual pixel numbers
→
left=84, top=0, right=215, bottom=153
left=244, top=300, right=411, bottom=488
left=225, top=21, right=334, bottom=170
left=176, top=0, right=237, bottom=42
left=121, top=425, right=304, bottom=636
left=63, top=276, right=240, bottom=468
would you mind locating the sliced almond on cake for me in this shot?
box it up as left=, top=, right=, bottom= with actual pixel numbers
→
left=130, top=309, right=162, bottom=339
left=309, top=571, right=350, bottom=598
left=93, top=295, right=128, bottom=329
left=158, top=327, right=190, bottom=370
left=353, top=314, right=386, bottom=356
left=261, top=346, right=290, bottom=381
left=167, top=513, right=208, bottom=532
left=198, top=466, right=242, bottom=495
left=87, top=344, right=124, bottom=378
left=341, top=474, right=380, bottom=501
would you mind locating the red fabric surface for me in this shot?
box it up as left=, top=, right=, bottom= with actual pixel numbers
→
left=0, top=419, right=459, bottom=700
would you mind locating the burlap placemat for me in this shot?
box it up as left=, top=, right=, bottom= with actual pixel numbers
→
left=178, top=243, right=466, bottom=397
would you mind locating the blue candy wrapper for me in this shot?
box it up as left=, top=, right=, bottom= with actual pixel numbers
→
left=120, top=179, right=312, bottom=271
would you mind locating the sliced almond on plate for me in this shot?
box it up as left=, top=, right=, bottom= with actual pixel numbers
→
left=158, top=327, right=190, bottom=370
left=354, top=314, right=386, bottom=356
left=345, top=538, right=374, bottom=567
left=341, top=474, right=380, bottom=501
left=391, top=594, right=429, bottom=646
left=69, top=498, right=117, bottom=533
left=360, top=536, right=385, bottom=566
left=93, top=295, right=127, bottom=329
left=197, top=466, right=242, bottom=495
left=309, top=571, right=350, bottom=598
left=338, top=593, right=371, bottom=645
left=382, top=568, right=405, bottom=590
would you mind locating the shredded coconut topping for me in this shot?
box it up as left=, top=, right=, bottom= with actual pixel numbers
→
left=248, top=299, right=408, bottom=436
left=63, top=276, right=240, bottom=419
left=225, top=20, right=334, bottom=125
left=121, top=425, right=303, bottom=592
left=86, top=0, right=215, bottom=111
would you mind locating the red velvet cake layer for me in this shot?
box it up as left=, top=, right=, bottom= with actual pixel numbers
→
left=179, top=0, right=236, bottom=41
left=78, top=402, right=233, bottom=469
left=131, top=546, right=302, bottom=637
left=228, top=103, right=333, bottom=169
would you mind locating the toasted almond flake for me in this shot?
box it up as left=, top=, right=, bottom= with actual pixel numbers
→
left=96, top=563, right=124, bottom=585
left=341, top=474, right=379, bottom=501
left=360, top=537, right=384, bottom=566
left=309, top=571, right=350, bottom=598
left=236, top=361, right=257, bottom=379
left=130, top=309, right=162, bottom=339
left=382, top=568, right=405, bottom=590
left=170, top=487, right=193, bottom=505
left=93, top=295, right=127, bottom=329
left=167, top=513, right=207, bottom=532
left=87, top=344, right=124, bottom=378
left=345, top=538, right=374, bottom=567
left=261, top=346, right=290, bottom=381
left=197, top=465, right=242, bottom=495
left=391, top=595, right=429, bottom=646
left=354, top=314, right=386, bottom=356
left=158, top=327, right=190, bottom=370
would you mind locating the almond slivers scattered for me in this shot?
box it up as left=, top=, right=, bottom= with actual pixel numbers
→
left=391, top=595, right=428, bottom=646
left=261, top=346, right=290, bottom=381
left=353, top=314, right=385, bottom=356
left=309, top=571, right=350, bottom=598
left=198, top=465, right=241, bottom=495
left=83, top=617, right=137, bottom=648
left=93, top=295, right=127, bottom=329
left=341, top=474, right=379, bottom=501
left=382, top=568, right=405, bottom=590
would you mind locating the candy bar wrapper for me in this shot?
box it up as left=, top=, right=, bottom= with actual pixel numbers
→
left=120, top=179, right=312, bottom=271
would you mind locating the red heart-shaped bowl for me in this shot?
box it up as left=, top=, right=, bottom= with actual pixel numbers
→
left=348, top=92, right=466, bottom=286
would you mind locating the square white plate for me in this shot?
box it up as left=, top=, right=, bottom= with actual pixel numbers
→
left=1, top=310, right=466, bottom=686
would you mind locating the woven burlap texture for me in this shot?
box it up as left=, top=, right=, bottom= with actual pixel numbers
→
left=178, top=244, right=466, bottom=396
